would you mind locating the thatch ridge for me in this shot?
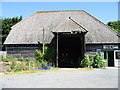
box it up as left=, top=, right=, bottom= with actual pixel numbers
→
left=36, top=10, right=85, bottom=13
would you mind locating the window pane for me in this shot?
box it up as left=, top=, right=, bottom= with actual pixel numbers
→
left=115, top=52, right=120, bottom=59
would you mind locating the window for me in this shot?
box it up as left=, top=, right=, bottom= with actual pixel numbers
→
left=115, top=52, right=120, bottom=59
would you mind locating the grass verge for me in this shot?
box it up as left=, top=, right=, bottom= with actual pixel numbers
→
left=78, top=68, right=95, bottom=71
left=6, top=67, right=59, bottom=75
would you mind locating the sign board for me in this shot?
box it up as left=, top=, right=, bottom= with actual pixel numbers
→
left=103, top=45, right=118, bottom=49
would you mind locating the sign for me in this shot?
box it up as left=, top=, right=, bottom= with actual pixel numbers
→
left=103, top=45, right=118, bottom=49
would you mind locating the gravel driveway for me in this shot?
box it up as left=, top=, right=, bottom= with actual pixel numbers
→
left=0, top=68, right=118, bottom=88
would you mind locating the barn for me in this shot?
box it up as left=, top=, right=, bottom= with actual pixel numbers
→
left=4, top=10, right=120, bottom=67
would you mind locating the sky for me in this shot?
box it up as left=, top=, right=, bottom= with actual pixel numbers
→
left=1, top=2, right=118, bottom=24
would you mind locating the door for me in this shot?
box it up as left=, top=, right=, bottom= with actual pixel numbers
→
left=114, top=50, right=120, bottom=67
left=108, top=51, right=114, bottom=67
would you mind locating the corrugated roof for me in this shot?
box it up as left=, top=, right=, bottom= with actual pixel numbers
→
left=4, top=10, right=119, bottom=44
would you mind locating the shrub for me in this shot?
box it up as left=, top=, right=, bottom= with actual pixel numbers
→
left=44, top=46, right=55, bottom=65
left=36, top=48, right=49, bottom=68
left=92, top=54, right=104, bottom=68
left=14, top=64, right=22, bottom=72
left=18, top=57, right=24, bottom=61
left=40, top=59, right=48, bottom=68
left=10, top=60, right=17, bottom=71
left=10, top=60, right=29, bottom=72
left=80, top=55, right=91, bottom=68
left=2, top=56, right=15, bottom=62
left=36, top=49, right=44, bottom=61
left=20, top=61, right=29, bottom=71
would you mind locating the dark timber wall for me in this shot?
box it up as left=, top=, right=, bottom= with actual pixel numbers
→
left=5, top=44, right=42, bottom=59
left=86, top=44, right=120, bottom=52
left=86, top=44, right=103, bottom=52
left=85, top=44, right=120, bottom=58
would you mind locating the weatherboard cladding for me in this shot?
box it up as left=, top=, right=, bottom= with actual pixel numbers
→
left=6, top=46, right=38, bottom=58
left=4, top=10, right=119, bottom=44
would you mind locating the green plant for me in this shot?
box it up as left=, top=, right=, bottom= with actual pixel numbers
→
left=36, top=49, right=48, bottom=68
left=18, top=57, right=24, bottom=61
left=80, top=55, right=91, bottom=68
left=14, top=64, right=22, bottom=72
left=21, top=61, right=29, bottom=71
left=10, top=60, right=29, bottom=72
left=0, top=56, right=3, bottom=61
left=92, top=54, right=104, bottom=68
left=41, top=59, right=48, bottom=68
left=36, top=49, right=44, bottom=61
left=10, top=60, right=17, bottom=71
left=44, top=46, right=55, bottom=65
left=2, top=56, right=15, bottom=62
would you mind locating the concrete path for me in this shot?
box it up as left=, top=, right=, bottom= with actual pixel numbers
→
left=0, top=68, right=118, bottom=88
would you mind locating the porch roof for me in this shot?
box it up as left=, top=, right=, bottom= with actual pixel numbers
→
left=52, top=17, right=88, bottom=33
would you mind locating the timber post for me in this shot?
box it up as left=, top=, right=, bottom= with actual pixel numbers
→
left=56, top=32, right=59, bottom=67
left=43, top=28, right=45, bottom=60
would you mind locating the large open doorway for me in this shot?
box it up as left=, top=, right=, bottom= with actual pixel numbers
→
left=51, top=17, right=88, bottom=67
left=58, top=33, right=84, bottom=68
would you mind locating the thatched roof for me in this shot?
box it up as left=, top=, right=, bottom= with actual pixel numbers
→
left=52, top=17, right=87, bottom=33
left=4, top=10, right=119, bottom=44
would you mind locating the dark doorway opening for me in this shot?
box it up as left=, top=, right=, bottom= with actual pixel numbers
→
left=108, top=51, right=114, bottom=67
left=58, top=34, right=83, bottom=68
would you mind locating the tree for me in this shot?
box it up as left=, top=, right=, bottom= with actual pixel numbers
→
left=107, top=21, right=120, bottom=33
left=0, top=16, right=22, bottom=50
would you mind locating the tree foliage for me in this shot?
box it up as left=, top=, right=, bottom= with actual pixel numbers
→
left=0, top=16, right=22, bottom=50
left=107, top=21, right=120, bottom=33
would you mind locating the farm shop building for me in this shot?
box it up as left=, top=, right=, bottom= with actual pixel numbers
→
left=4, top=10, right=120, bottom=67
